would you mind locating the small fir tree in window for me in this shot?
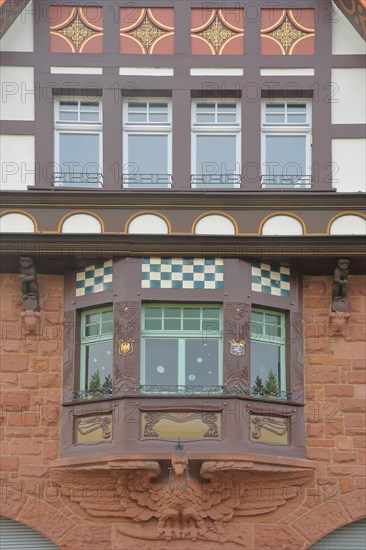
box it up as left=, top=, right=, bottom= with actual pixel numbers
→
left=252, top=375, right=265, bottom=395
left=264, top=370, right=279, bottom=397
left=89, top=370, right=101, bottom=393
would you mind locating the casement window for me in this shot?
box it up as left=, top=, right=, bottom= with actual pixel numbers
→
left=54, top=98, right=103, bottom=187
left=261, top=100, right=312, bottom=188
left=250, top=308, right=287, bottom=396
left=191, top=99, right=241, bottom=188
left=122, top=99, right=172, bottom=188
left=79, top=307, right=113, bottom=398
left=141, top=304, right=223, bottom=393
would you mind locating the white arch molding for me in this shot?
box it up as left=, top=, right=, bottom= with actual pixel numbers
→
left=0, top=213, right=35, bottom=233
left=61, top=214, right=102, bottom=234
left=194, top=215, right=236, bottom=235
left=330, top=215, right=366, bottom=235
left=261, top=215, right=304, bottom=235
left=128, top=214, right=169, bottom=234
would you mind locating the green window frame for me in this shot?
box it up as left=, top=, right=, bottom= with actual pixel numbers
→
left=141, top=304, right=223, bottom=393
left=250, top=308, right=286, bottom=393
left=80, top=306, right=113, bottom=393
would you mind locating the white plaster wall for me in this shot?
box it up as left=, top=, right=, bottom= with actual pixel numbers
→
left=0, top=213, right=35, bottom=233
left=0, top=67, right=34, bottom=120
left=0, top=135, right=35, bottom=189
left=128, top=214, right=169, bottom=234
left=331, top=69, right=366, bottom=124
left=330, top=215, right=366, bottom=235
left=332, top=139, right=366, bottom=192
left=195, top=215, right=235, bottom=235
left=261, top=216, right=304, bottom=235
left=332, top=4, right=365, bottom=55
left=0, top=1, right=34, bottom=52
left=61, top=214, right=102, bottom=233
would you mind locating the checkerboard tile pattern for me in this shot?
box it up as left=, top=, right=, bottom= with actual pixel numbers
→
left=251, top=262, right=290, bottom=297
left=76, top=260, right=113, bottom=296
left=141, top=258, right=224, bottom=289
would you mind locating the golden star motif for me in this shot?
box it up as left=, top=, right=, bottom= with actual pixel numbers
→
left=131, top=16, right=164, bottom=51
left=270, top=17, right=305, bottom=53
left=199, top=16, right=233, bottom=52
left=60, top=15, right=93, bottom=50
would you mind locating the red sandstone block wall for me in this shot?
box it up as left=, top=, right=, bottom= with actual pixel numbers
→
left=0, top=273, right=365, bottom=549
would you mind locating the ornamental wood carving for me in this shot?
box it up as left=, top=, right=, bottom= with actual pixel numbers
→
left=51, top=458, right=314, bottom=546
left=290, top=311, right=304, bottom=401
left=142, top=411, right=220, bottom=439
left=63, top=310, right=76, bottom=400
left=114, top=301, right=141, bottom=393
left=224, top=302, right=250, bottom=389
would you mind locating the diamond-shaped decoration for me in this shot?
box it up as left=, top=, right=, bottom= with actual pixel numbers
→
left=141, top=258, right=224, bottom=289
left=76, top=260, right=113, bottom=297
left=251, top=262, right=290, bottom=297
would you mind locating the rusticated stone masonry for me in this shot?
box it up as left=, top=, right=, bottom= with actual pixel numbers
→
left=0, top=273, right=365, bottom=549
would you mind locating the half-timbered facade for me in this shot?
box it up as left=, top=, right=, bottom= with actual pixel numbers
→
left=1, top=1, right=365, bottom=548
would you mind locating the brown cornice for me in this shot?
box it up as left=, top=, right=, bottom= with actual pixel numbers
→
left=1, top=234, right=365, bottom=275
left=1, top=190, right=365, bottom=210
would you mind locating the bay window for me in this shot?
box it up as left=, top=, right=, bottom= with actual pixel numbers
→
left=141, top=304, right=223, bottom=393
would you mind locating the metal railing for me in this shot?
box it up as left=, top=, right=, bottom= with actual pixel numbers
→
left=261, top=175, right=312, bottom=188
left=53, top=172, right=103, bottom=187
left=191, top=174, right=241, bottom=186
left=72, top=387, right=112, bottom=400
left=122, top=174, right=173, bottom=187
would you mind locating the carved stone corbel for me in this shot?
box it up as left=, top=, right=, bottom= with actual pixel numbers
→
left=329, top=311, right=350, bottom=337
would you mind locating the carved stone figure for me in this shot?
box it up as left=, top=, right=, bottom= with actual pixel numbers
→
left=51, top=458, right=314, bottom=546
left=19, top=256, right=40, bottom=311
left=332, top=258, right=350, bottom=311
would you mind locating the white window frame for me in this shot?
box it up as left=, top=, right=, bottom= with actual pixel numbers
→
left=122, top=98, right=172, bottom=188
left=140, top=303, right=223, bottom=394
left=191, top=98, right=241, bottom=189
left=54, top=97, right=103, bottom=188
left=261, top=99, right=312, bottom=189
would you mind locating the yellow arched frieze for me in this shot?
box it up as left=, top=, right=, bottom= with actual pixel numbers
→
left=0, top=209, right=39, bottom=232
left=258, top=212, right=307, bottom=235
left=57, top=210, right=105, bottom=233
left=124, top=211, right=172, bottom=234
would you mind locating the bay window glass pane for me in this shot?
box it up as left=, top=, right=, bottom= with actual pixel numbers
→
left=128, top=135, right=168, bottom=173
left=196, top=135, right=236, bottom=174
left=185, top=339, right=219, bottom=386
left=60, top=133, right=99, bottom=173
left=84, top=341, right=113, bottom=389
left=251, top=342, right=281, bottom=387
left=144, top=339, right=179, bottom=385
left=265, top=135, right=306, bottom=175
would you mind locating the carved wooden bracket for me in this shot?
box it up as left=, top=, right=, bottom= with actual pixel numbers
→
left=21, top=311, right=41, bottom=334
left=329, top=311, right=350, bottom=337
left=50, top=454, right=315, bottom=546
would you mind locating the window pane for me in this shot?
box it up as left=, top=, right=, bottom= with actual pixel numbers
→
left=128, top=103, right=147, bottom=111
left=80, top=111, right=99, bottom=122
left=265, top=104, right=285, bottom=123
left=196, top=104, right=215, bottom=123
left=217, top=113, right=237, bottom=123
left=59, top=111, right=78, bottom=121
left=145, top=318, right=162, bottom=330
left=85, top=324, right=99, bottom=338
left=60, top=133, right=100, bottom=173
left=128, top=113, right=147, bottom=122
left=144, top=339, right=178, bottom=385
left=185, top=339, right=219, bottom=386
left=128, top=135, right=168, bottom=173
left=196, top=135, right=237, bottom=174
left=164, top=318, right=181, bottom=330
left=251, top=342, right=281, bottom=387
left=183, top=318, right=200, bottom=330
left=203, top=307, right=220, bottom=319
left=86, top=313, right=99, bottom=324
left=149, top=103, right=168, bottom=111
left=164, top=308, right=181, bottom=318
left=217, top=104, right=237, bottom=123
left=266, top=104, right=284, bottom=112
left=150, top=113, right=168, bottom=123
left=287, top=113, right=307, bottom=123
left=265, top=135, right=306, bottom=175
left=145, top=307, right=162, bottom=318
left=183, top=308, right=200, bottom=318
left=266, top=114, right=285, bottom=124
left=84, top=341, right=113, bottom=390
